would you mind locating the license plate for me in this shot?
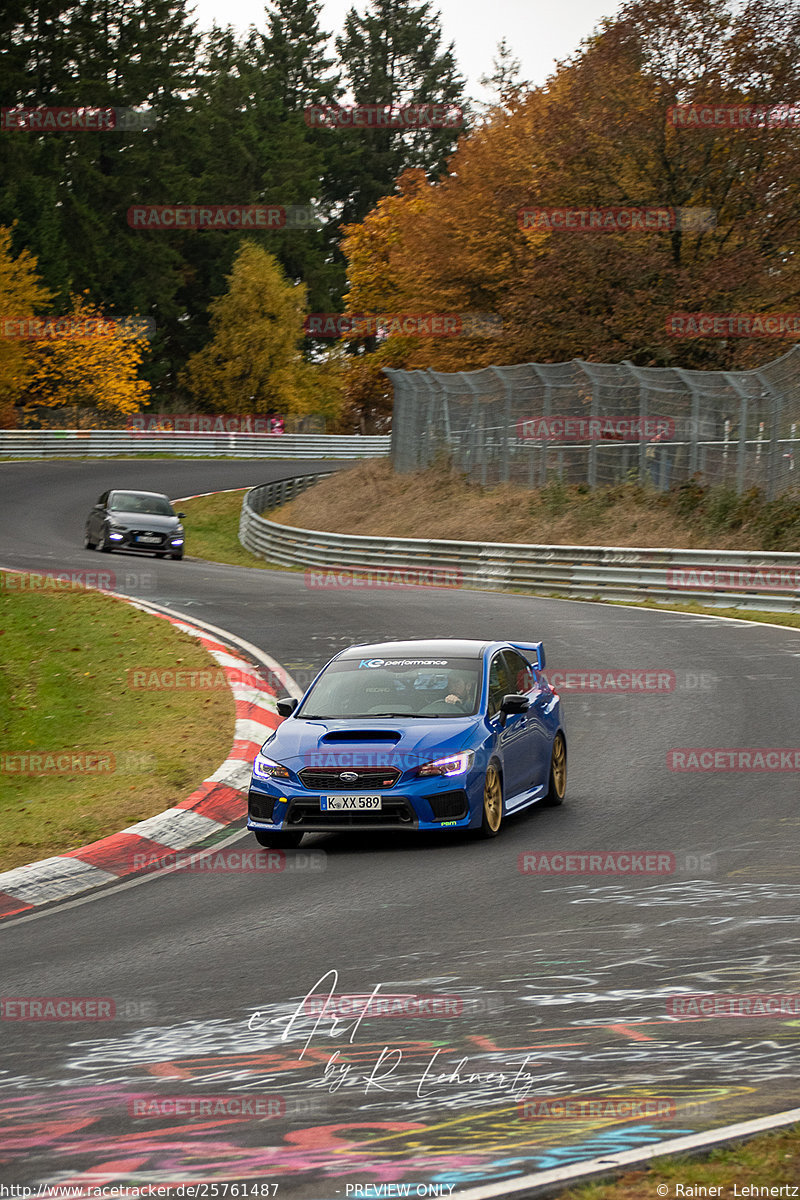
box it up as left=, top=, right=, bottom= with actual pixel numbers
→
left=137, top=535, right=161, bottom=543
left=321, top=795, right=382, bottom=811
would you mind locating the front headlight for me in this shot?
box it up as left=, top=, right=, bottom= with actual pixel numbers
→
left=418, top=751, right=474, bottom=778
left=252, top=753, right=290, bottom=781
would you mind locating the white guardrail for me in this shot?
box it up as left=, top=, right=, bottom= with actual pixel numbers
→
left=0, top=430, right=390, bottom=458
left=240, top=474, right=800, bottom=613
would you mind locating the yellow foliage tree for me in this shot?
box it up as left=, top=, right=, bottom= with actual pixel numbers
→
left=0, top=225, right=52, bottom=426
left=183, top=242, right=342, bottom=421
left=25, top=295, right=151, bottom=422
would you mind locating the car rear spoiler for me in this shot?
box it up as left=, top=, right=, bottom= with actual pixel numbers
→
left=510, top=640, right=545, bottom=670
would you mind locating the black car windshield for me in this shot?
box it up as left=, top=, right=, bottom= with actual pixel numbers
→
left=298, top=656, right=483, bottom=719
left=109, top=492, right=174, bottom=516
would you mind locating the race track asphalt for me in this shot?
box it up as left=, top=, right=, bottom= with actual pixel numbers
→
left=1, top=458, right=798, bottom=1194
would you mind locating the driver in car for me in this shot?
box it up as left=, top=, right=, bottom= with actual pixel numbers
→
left=444, top=675, right=472, bottom=709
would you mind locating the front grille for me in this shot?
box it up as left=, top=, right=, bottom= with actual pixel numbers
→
left=286, top=796, right=417, bottom=827
left=298, top=766, right=401, bottom=790
left=426, top=790, right=469, bottom=820
left=248, top=792, right=276, bottom=822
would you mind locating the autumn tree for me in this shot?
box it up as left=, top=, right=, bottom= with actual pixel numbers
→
left=0, top=224, right=52, bottom=425
left=341, top=0, right=800, bottom=374
left=24, top=295, right=151, bottom=421
left=182, top=241, right=342, bottom=421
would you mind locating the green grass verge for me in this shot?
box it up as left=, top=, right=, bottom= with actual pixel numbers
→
left=0, top=585, right=234, bottom=872
left=180, top=489, right=274, bottom=569
left=561, top=1122, right=799, bottom=1198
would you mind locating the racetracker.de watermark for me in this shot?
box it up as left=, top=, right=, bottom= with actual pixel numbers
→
left=303, top=993, right=464, bottom=1017
left=544, top=668, right=715, bottom=693
left=667, top=993, right=800, bottom=1017
left=128, top=1094, right=290, bottom=1119
left=668, top=102, right=800, bottom=129
left=667, top=566, right=800, bottom=592
left=304, top=312, right=502, bottom=338
left=304, top=567, right=463, bottom=590
left=667, top=748, right=800, bottom=771
left=518, top=206, right=715, bottom=233
left=1, top=106, right=152, bottom=132
left=516, top=416, right=674, bottom=442
left=1, top=753, right=115, bottom=776
left=0, top=568, right=157, bottom=595
left=304, top=103, right=463, bottom=129
left=0, top=316, right=154, bottom=340
left=518, top=851, right=676, bottom=874
left=126, top=667, right=257, bottom=689
left=667, top=312, right=800, bottom=338
left=129, top=849, right=327, bottom=873
left=518, top=1096, right=676, bottom=1119
left=127, top=204, right=321, bottom=230
left=544, top=668, right=676, bottom=693
left=0, top=996, right=156, bottom=1020
left=127, top=413, right=277, bottom=432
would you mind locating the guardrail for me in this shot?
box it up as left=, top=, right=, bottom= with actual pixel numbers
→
left=239, top=474, right=800, bottom=612
left=0, top=430, right=391, bottom=459
left=244, top=472, right=337, bottom=514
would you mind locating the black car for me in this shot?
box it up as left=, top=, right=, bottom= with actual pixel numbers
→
left=84, top=490, right=186, bottom=560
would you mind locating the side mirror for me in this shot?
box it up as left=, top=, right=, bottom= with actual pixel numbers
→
left=176, top=511, right=186, bottom=519
left=276, top=697, right=299, bottom=718
left=500, top=693, right=530, bottom=715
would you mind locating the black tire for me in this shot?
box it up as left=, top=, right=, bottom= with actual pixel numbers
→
left=254, top=829, right=303, bottom=849
left=479, top=761, right=504, bottom=837
left=170, top=550, right=184, bottom=560
left=543, top=732, right=567, bottom=806
left=84, top=530, right=96, bottom=550
left=98, top=526, right=112, bottom=553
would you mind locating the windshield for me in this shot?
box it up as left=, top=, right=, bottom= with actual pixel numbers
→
left=109, top=492, right=174, bottom=516
left=298, top=656, right=483, bottom=719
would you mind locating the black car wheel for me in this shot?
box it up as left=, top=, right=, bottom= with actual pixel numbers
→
left=84, top=529, right=96, bottom=550
left=543, top=732, right=567, bottom=806
left=170, top=549, right=184, bottom=560
left=254, top=830, right=304, bottom=849
left=98, top=526, right=112, bottom=553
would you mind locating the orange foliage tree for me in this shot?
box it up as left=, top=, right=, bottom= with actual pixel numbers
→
left=341, top=0, right=800, bottom=376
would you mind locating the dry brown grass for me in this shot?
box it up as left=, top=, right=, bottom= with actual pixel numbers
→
left=269, top=461, right=767, bottom=550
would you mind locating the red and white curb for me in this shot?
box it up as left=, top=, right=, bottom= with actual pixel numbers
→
left=0, top=593, right=287, bottom=921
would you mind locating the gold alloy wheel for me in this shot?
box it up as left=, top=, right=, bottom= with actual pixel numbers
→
left=551, top=733, right=567, bottom=799
left=483, top=764, right=503, bottom=833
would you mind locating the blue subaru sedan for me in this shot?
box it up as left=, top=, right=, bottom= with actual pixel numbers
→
left=247, top=639, right=566, bottom=848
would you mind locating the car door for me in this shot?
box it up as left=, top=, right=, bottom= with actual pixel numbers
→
left=502, top=648, right=549, bottom=798
left=487, top=651, right=529, bottom=803
left=89, top=491, right=109, bottom=539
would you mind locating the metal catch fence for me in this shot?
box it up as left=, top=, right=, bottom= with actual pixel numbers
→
left=384, top=345, right=800, bottom=497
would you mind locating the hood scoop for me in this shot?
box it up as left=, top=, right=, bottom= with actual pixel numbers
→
left=320, top=730, right=402, bottom=745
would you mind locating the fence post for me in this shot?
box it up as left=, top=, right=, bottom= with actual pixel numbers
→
left=737, top=390, right=748, bottom=495
left=757, top=374, right=784, bottom=501
left=489, top=366, right=512, bottom=484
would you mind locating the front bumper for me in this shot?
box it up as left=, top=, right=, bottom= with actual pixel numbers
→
left=108, top=530, right=183, bottom=553
left=247, top=779, right=474, bottom=834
